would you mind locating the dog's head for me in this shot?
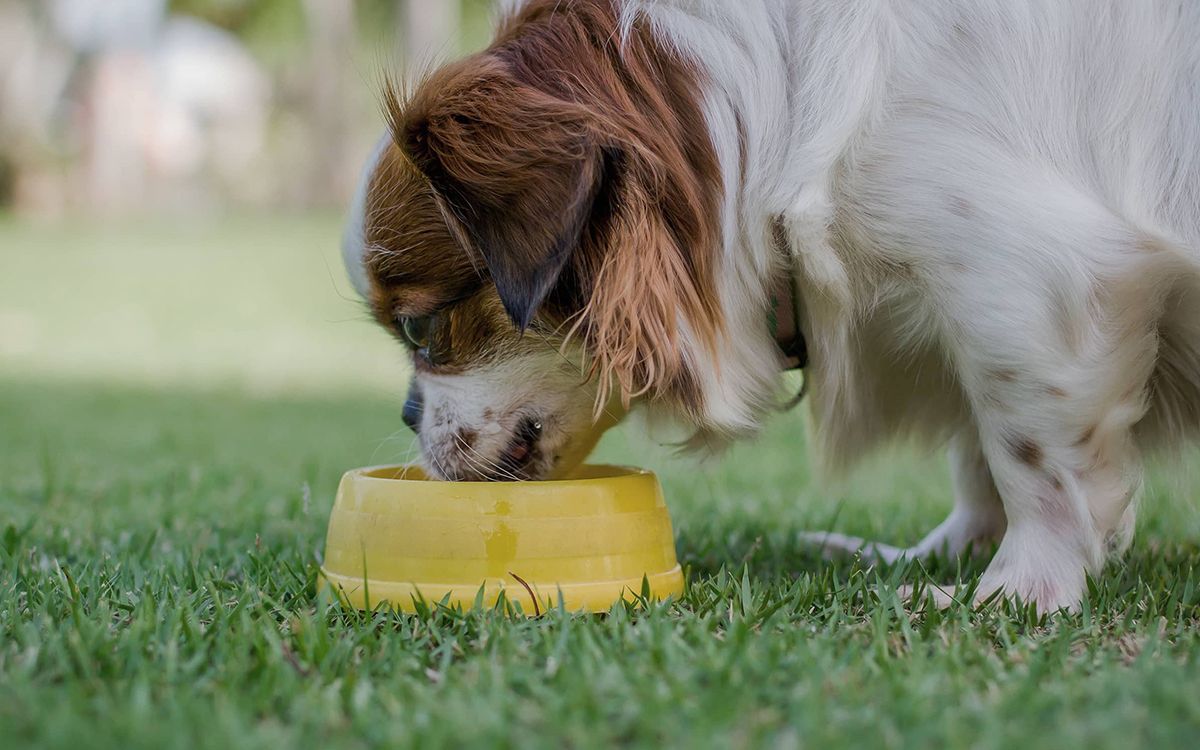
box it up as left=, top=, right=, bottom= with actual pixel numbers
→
left=343, top=0, right=779, bottom=480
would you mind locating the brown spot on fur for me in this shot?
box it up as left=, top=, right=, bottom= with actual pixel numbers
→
left=948, top=196, right=974, bottom=218
left=1007, top=436, right=1043, bottom=468
left=951, top=17, right=981, bottom=47
left=1048, top=473, right=1063, bottom=492
left=990, top=368, right=1018, bottom=383
left=1135, top=236, right=1163, bottom=254
left=382, top=0, right=723, bottom=412
left=1044, top=385, right=1068, bottom=398
left=1076, top=425, right=1097, bottom=446
left=456, top=428, right=478, bottom=449
left=482, top=408, right=495, bottom=420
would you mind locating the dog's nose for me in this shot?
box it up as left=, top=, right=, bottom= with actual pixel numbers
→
left=402, top=394, right=422, bottom=434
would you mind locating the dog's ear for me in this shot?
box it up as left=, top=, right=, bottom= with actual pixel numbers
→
left=393, top=63, right=605, bottom=329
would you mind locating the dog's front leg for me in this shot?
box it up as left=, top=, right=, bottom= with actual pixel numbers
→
left=814, top=149, right=1171, bottom=609
left=948, top=378, right=1145, bottom=613
left=801, top=430, right=1006, bottom=564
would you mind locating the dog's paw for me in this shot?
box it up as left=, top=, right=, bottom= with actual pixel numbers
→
left=897, top=580, right=1080, bottom=614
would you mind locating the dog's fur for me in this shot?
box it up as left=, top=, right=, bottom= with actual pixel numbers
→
left=344, top=0, right=1200, bottom=611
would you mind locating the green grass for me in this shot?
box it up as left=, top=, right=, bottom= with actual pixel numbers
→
left=2, top=215, right=1200, bottom=749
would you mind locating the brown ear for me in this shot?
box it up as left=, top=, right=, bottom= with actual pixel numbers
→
left=391, top=62, right=605, bottom=329
left=574, top=176, right=716, bottom=413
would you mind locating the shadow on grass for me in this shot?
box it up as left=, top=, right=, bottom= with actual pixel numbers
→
left=676, top=519, right=994, bottom=583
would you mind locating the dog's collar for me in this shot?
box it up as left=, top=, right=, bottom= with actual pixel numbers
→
left=768, top=270, right=807, bottom=372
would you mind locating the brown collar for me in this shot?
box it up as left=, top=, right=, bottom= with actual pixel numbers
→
left=769, top=271, right=807, bottom=371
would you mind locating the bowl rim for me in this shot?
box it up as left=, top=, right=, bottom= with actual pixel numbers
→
left=349, top=463, right=654, bottom=487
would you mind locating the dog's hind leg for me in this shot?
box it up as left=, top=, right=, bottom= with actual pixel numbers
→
left=800, top=431, right=1006, bottom=564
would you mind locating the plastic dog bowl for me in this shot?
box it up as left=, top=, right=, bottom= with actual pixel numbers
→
left=319, top=465, right=684, bottom=613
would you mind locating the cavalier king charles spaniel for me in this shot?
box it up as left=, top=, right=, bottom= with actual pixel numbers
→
left=343, top=0, right=1200, bottom=612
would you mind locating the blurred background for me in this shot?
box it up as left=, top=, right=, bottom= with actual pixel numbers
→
left=1, top=0, right=496, bottom=216
left=0, top=0, right=499, bottom=396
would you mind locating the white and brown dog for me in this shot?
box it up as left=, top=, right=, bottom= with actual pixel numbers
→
left=343, top=0, right=1200, bottom=612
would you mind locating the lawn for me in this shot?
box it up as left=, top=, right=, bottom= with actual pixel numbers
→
left=2, top=214, right=1199, bottom=749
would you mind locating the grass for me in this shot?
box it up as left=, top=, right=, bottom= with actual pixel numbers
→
left=2, top=214, right=1200, bottom=749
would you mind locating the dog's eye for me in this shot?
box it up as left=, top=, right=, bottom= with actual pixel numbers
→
left=400, top=316, right=432, bottom=349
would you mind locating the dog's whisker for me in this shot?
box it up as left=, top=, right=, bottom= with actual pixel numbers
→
left=464, top=430, right=529, bottom=482
left=425, top=442, right=453, bottom=481
left=369, top=425, right=419, bottom=466
left=399, top=432, right=421, bottom=467
left=453, top=432, right=524, bottom=482
left=450, top=432, right=495, bottom=479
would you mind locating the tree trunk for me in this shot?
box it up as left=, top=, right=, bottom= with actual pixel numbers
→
left=301, top=0, right=356, bottom=206
left=399, top=0, right=462, bottom=74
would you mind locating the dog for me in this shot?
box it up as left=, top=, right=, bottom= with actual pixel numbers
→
left=342, top=0, right=1200, bottom=612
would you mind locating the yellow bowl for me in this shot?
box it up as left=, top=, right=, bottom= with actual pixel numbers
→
left=319, top=464, right=684, bottom=614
